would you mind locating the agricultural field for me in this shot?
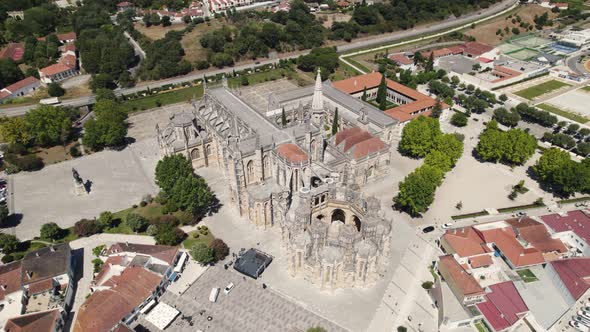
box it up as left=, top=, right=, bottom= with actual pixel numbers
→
left=134, top=22, right=186, bottom=40
left=514, top=80, right=571, bottom=100
left=181, top=20, right=230, bottom=63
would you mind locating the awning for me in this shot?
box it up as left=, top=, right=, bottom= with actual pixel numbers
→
left=174, top=252, right=188, bottom=273
left=140, top=299, right=157, bottom=314
left=169, top=272, right=178, bottom=281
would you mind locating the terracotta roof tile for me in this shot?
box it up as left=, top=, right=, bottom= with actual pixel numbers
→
left=0, top=43, right=25, bottom=62
left=39, top=63, right=73, bottom=77
left=74, top=266, right=161, bottom=332
left=335, top=127, right=363, bottom=146
left=469, top=255, right=493, bottom=268
left=462, top=41, right=494, bottom=56
left=27, top=279, right=54, bottom=295
left=57, top=32, right=76, bottom=42
left=550, top=258, right=590, bottom=300
left=506, top=217, right=567, bottom=254
left=4, top=309, right=60, bottom=332
left=0, top=261, right=22, bottom=301
left=106, top=243, right=178, bottom=266
left=478, top=227, right=544, bottom=268
left=2, top=77, right=40, bottom=94
left=350, top=136, right=387, bottom=159
left=388, top=53, right=413, bottom=65
left=276, top=143, right=308, bottom=163
left=442, top=227, right=490, bottom=257
left=439, top=255, right=485, bottom=297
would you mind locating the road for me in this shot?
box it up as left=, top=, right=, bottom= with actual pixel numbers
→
left=0, top=0, right=518, bottom=117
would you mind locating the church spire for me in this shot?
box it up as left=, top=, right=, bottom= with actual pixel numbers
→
left=311, top=68, right=323, bottom=112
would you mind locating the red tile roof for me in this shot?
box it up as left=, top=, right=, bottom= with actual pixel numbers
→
left=447, top=45, right=466, bottom=54
left=420, top=48, right=453, bottom=59
left=27, top=279, right=54, bottom=295
left=117, top=1, right=133, bottom=6
left=439, top=255, right=485, bottom=298
left=388, top=53, right=413, bottom=66
left=0, top=261, right=22, bottom=301
left=276, top=143, right=308, bottom=163
left=74, top=266, right=161, bottom=332
left=442, top=227, right=490, bottom=257
left=550, top=258, right=590, bottom=300
left=470, top=255, right=493, bottom=268
left=59, top=54, right=76, bottom=69
left=0, top=43, right=25, bottom=62
left=2, top=77, right=40, bottom=94
left=106, top=243, right=178, bottom=266
left=39, top=63, right=73, bottom=77
left=542, top=210, right=590, bottom=245
left=4, top=309, right=61, bottom=332
left=334, top=127, right=388, bottom=159
left=462, top=41, right=494, bottom=57
left=478, top=227, right=544, bottom=268
left=506, top=217, right=567, bottom=254
left=476, top=281, right=528, bottom=331
left=57, top=32, right=77, bottom=42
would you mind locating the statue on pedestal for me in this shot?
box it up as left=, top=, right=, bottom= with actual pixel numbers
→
left=72, top=168, right=87, bottom=196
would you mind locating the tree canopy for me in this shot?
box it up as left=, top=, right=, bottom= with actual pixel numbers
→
left=532, top=148, right=590, bottom=196
left=398, top=115, right=442, bottom=158
left=475, top=120, right=537, bottom=165
left=83, top=100, right=128, bottom=150
left=395, top=165, right=443, bottom=215
left=25, top=105, right=74, bottom=146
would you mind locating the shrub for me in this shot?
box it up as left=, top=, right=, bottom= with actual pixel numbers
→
left=97, top=211, right=114, bottom=230
left=126, top=213, right=147, bottom=233
left=190, top=243, right=214, bottom=264
left=421, top=281, right=434, bottom=289
left=69, top=145, right=81, bottom=157
left=47, top=83, right=65, bottom=97
left=154, top=223, right=185, bottom=245
left=92, top=258, right=104, bottom=273
left=139, top=201, right=147, bottom=207
left=92, top=245, right=105, bottom=257
left=40, top=222, right=65, bottom=241
left=146, top=224, right=158, bottom=236
left=74, top=219, right=100, bottom=237
left=13, top=155, right=44, bottom=172
left=211, top=238, right=229, bottom=262
left=1, top=254, right=14, bottom=263
left=450, top=112, right=468, bottom=127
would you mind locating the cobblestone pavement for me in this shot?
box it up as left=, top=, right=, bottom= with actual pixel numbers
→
left=135, top=266, right=349, bottom=332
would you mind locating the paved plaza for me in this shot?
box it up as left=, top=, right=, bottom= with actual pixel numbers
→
left=545, top=88, right=590, bottom=118
left=11, top=138, right=160, bottom=240
left=136, top=266, right=348, bottom=332
left=237, top=79, right=299, bottom=113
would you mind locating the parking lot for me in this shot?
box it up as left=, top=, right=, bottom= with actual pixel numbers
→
left=135, top=266, right=348, bottom=332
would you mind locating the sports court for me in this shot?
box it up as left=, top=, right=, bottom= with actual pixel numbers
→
left=546, top=89, right=590, bottom=119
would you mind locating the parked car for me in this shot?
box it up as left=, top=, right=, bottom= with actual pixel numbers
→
left=571, top=320, right=589, bottom=332
left=224, top=282, right=235, bottom=295
left=209, top=288, right=220, bottom=303
left=580, top=310, right=590, bottom=321
left=575, top=315, right=590, bottom=326
left=422, top=226, right=435, bottom=233
left=441, top=223, right=453, bottom=229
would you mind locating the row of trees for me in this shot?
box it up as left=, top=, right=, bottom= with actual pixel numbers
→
left=0, top=105, right=77, bottom=146
left=395, top=116, right=464, bottom=215
left=475, top=120, right=537, bottom=165
left=513, top=103, right=558, bottom=128
left=532, top=148, right=590, bottom=196
left=83, top=99, right=129, bottom=151
left=297, top=47, right=339, bottom=80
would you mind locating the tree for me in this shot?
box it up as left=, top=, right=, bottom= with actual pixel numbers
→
left=0, top=234, right=19, bottom=254
left=74, top=219, right=99, bottom=237
left=281, top=108, right=287, bottom=127
left=47, top=82, right=65, bottom=97
left=83, top=100, right=128, bottom=150
left=126, top=213, right=147, bottom=233
left=155, top=154, right=194, bottom=193
left=331, top=108, right=339, bottom=135
left=430, top=100, right=443, bottom=119
left=399, top=116, right=442, bottom=158
left=92, top=245, right=105, bottom=257
left=0, top=205, right=8, bottom=227
left=395, top=165, right=443, bottom=215
left=0, top=59, right=24, bottom=89
left=376, top=74, right=388, bottom=110
left=97, top=211, right=114, bottom=230
left=167, top=175, right=214, bottom=217
left=434, top=133, right=463, bottom=167
left=90, top=73, right=115, bottom=92
left=532, top=148, right=590, bottom=196
left=450, top=76, right=460, bottom=86
left=211, top=238, right=229, bottom=262
left=240, top=75, right=249, bottom=86
left=161, top=15, right=171, bottom=26
left=493, top=108, right=520, bottom=127
left=476, top=121, right=537, bottom=165
left=0, top=117, right=32, bottom=145
left=361, top=87, right=367, bottom=101
left=95, top=88, right=116, bottom=101
left=307, top=328, right=327, bottom=332
left=450, top=112, right=468, bottom=127
left=190, top=242, right=214, bottom=264
left=425, top=52, right=434, bottom=72
left=566, top=123, right=580, bottom=135
left=154, top=223, right=185, bottom=245
left=25, top=105, right=73, bottom=146
left=499, top=94, right=508, bottom=103
left=579, top=128, right=590, bottom=138
left=40, top=222, right=64, bottom=241
left=413, top=51, right=424, bottom=66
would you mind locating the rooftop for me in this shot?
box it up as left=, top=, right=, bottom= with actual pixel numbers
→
left=477, top=226, right=544, bottom=268
left=505, top=217, right=567, bottom=254
left=106, top=243, right=179, bottom=266
left=442, top=227, right=491, bottom=257
left=39, top=63, right=74, bottom=77
left=276, top=143, right=308, bottom=163
left=0, top=43, right=24, bottom=62
left=74, top=266, right=162, bottom=332
left=1, top=77, right=40, bottom=94
left=0, top=261, right=22, bottom=301
left=476, top=281, right=528, bottom=331
left=21, top=244, right=70, bottom=285
left=4, top=309, right=60, bottom=332
left=439, top=255, right=485, bottom=298
left=550, top=257, right=590, bottom=301
left=541, top=210, right=590, bottom=245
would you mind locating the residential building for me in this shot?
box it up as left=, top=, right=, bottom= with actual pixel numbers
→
left=0, top=43, right=25, bottom=62
left=546, top=257, right=590, bottom=306
left=74, top=243, right=182, bottom=332
left=387, top=53, right=415, bottom=70
left=39, top=63, right=78, bottom=84
left=21, top=244, right=75, bottom=313
left=542, top=210, right=590, bottom=256
left=4, top=309, right=64, bottom=332
left=0, top=262, right=25, bottom=328
left=0, top=77, right=41, bottom=103
left=208, top=0, right=252, bottom=13
left=116, top=1, right=135, bottom=12
left=56, top=32, right=77, bottom=44
left=476, top=281, right=530, bottom=331
left=438, top=255, right=486, bottom=305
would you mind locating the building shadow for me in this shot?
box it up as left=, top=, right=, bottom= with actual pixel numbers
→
left=1, top=213, right=22, bottom=228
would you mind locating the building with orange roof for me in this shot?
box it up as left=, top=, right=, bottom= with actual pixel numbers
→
left=476, top=225, right=545, bottom=269
left=0, top=77, right=41, bottom=103
left=0, top=43, right=25, bottom=62
left=438, top=255, right=486, bottom=305
left=4, top=309, right=64, bottom=332
left=441, top=227, right=491, bottom=258
left=331, top=72, right=446, bottom=124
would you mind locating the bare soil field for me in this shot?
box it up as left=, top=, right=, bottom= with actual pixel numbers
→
left=134, top=22, right=186, bottom=40
left=466, top=5, right=556, bottom=46
left=316, top=13, right=352, bottom=29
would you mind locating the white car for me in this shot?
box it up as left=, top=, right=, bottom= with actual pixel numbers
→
left=224, top=282, right=235, bottom=295
left=441, top=223, right=453, bottom=229
left=574, top=316, right=590, bottom=327
left=580, top=310, right=590, bottom=321
left=571, top=320, right=589, bottom=332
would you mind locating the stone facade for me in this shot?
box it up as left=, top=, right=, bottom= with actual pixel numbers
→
left=157, top=70, right=395, bottom=290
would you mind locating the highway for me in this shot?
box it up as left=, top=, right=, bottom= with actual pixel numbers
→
left=0, top=0, right=518, bottom=117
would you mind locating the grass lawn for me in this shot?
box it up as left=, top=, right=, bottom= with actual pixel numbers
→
left=368, top=99, right=397, bottom=109
left=228, top=68, right=292, bottom=87
left=517, top=269, right=538, bottom=283
left=474, top=321, right=491, bottom=332
left=33, top=141, right=80, bottom=165
left=123, top=85, right=204, bottom=112
left=112, top=203, right=193, bottom=226
left=514, top=80, right=571, bottom=100
left=538, top=103, right=589, bottom=124
left=182, top=229, right=215, bottom=249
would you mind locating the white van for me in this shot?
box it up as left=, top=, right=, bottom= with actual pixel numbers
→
left=209, top=287, right=220, bottom=302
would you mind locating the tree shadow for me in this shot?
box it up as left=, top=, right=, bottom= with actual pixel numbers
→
left=1, top=213, right=22, bottom=228
left=208, top=195, right=223, bottom=215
